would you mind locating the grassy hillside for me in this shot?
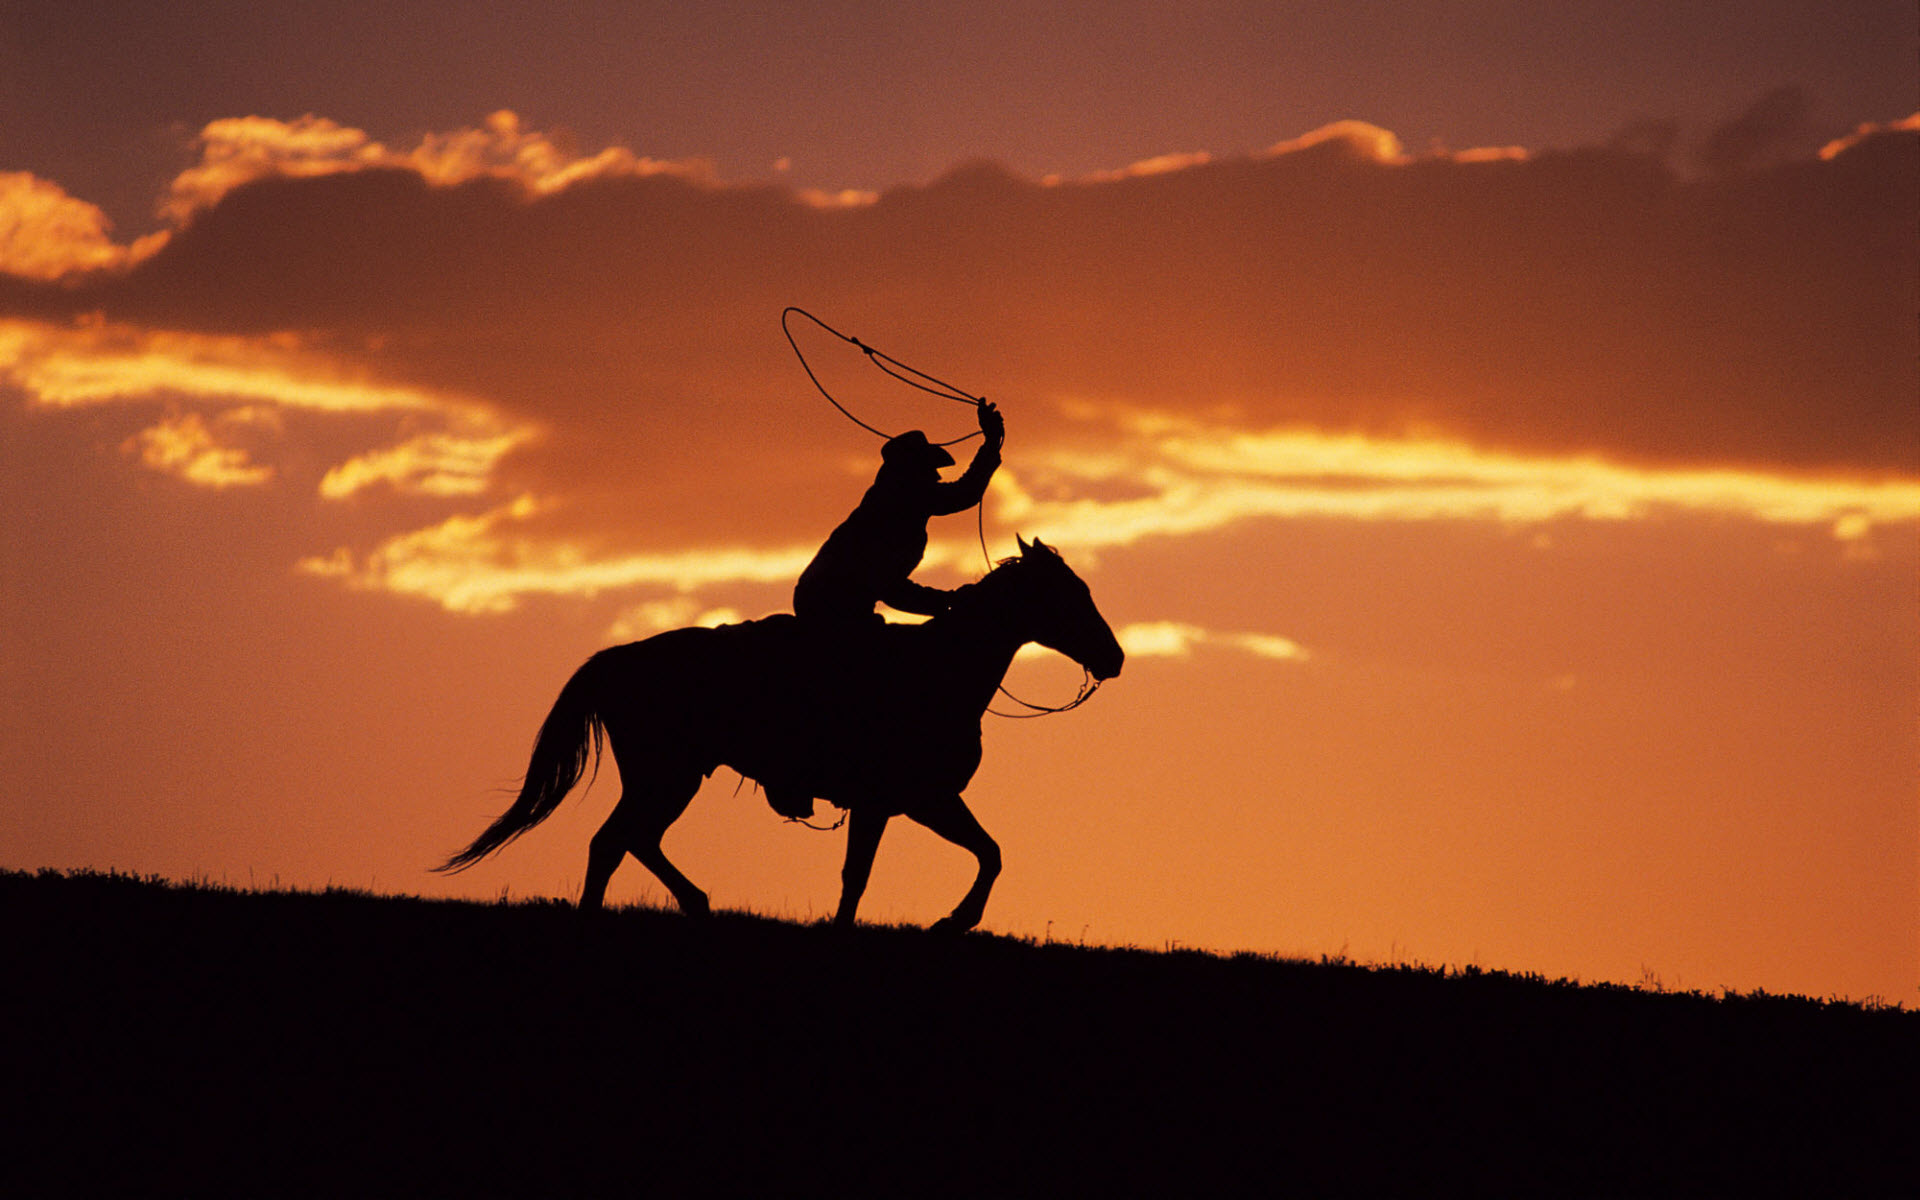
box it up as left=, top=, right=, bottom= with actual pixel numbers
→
left=1, top=870, right=1910, bottom=1197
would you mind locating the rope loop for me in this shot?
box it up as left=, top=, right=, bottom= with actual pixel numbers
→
left=782, top=306, right=984, bottom=445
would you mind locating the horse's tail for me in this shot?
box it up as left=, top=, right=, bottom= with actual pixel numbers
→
left=436, top=653, right=611, bottom=873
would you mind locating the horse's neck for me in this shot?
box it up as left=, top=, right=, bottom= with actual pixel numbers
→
left=936, top=578, right=1027, bottom=713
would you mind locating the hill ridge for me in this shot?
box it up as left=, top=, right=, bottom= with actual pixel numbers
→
left=2, top=869, right=1911, bottom=1196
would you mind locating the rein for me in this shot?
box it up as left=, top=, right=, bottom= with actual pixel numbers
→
left=788, top=808, right=849, bottom=832
left=957, top=559, right=1108, bottom=720
left=988, top=670, right=1102, bottom=719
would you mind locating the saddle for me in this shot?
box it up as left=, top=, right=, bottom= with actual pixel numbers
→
left=714, top=612, right=899, bottom=693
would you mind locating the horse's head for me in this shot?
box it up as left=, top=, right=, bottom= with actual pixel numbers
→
left=998, top=536, right=1125, bottom=681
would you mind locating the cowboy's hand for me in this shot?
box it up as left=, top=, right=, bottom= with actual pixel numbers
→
left=979, top=401, right=1005, bottom=446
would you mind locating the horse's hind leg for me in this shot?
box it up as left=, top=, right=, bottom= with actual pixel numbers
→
left=580, top=809, right=634, bottom=913
left=580, top=760, right=708, bottom=916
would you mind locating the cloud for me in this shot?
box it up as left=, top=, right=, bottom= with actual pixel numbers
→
left=1055, top=150, right=1216, bottom=186
left=0, top=111, right=712, bottom=291
left=4, top=108, right=1916, bottom=619
left=16, top=109, right=1909, bottom=474
left=994, top=419, right=1920, bottom=556
left=0, top=172, right=123, bottom=280
left=318, top=429, right=532, bottom=499
left=296, top=494, right=816, bottom=615
left=273, top=408, right=1920, bottom=616
left=160, top=110, right=710, bottom=227
left=1693, top=86, right=1811, bottom=175
left=160, top=115, right=388, bottom=225
left=1, top=318, right=450, bottom=414
left=607, top=597, right=747, bottom=642
left=1821, top=112, right=1920, bottom=160
left=0, top=172, right=167, bottom=281
left=1117, top=620, right=1310, bottom=662
left=1262, top=120, right=1407, bottom=163
left=0, top=315, right=533, bottom=497
left=121, top=409, right=273, bottom=487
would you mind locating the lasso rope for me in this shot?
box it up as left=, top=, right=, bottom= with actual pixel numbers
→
left=780, top=306, right=1097, bottom=722
left=781, top=307, right=985, bottom=443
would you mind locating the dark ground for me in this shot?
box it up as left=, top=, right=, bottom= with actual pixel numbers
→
left=1, top=870, right=1911, bottom=1197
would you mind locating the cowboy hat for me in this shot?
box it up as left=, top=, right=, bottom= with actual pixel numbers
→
left=881, top=430, right=956, bottom=470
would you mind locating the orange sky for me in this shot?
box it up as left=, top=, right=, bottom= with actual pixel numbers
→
left=2, top=5, right=1916, bottom=1004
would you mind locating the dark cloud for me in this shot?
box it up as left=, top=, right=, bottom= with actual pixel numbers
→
left=1607, top=117, right=1680, bottom=161
left=1693, top=86, right=1813, bottom=175
left=10, top=119, right=1917, bottom=486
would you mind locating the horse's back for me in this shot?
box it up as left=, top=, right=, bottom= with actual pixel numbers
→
left=586, top=613, right=978, bottom=804
left=587, top=613, right=809, bottom=741
left=593, top=614, right=796, bottom=672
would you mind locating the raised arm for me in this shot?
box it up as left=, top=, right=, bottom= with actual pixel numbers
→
left=927, top=402, right=1004, bottom=516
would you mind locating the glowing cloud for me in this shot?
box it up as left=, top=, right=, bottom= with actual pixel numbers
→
left=299, top=495, right=816, bottom=615
left=4, top=112, right=1912, bottom=637
left=1820, top=111, right=1920, bottom=160
left=293, top=416, right=1919, bottom=619
left=0, top=112, right=715, bottom=282
left=2, top=318, right=442, bottom=414
left=318, top=430, right=533, bottom=500
left=0, top=173, right=149, bottom=280
left=1118, top=621, right=1310, bottom=662
left=997, top=415, right=1920, bottom=555
left=1053, top=150, right=1215, bottom=186
left=162, top=110, right=710, bottom=226
left=607, top=598, right=748, bottom=642
left=161, top=115, right=388, bottom=224
left=11, top=109, right=1912, bottom=484
left=1254, top=120, right=1527, bottom=167
left=1, top=317, right=531, bottom=496
left=796, top=187, right=881, bottom=209
left=1263, top=120, right=1406, bottom=163
left=121, top=410, right=273, bottom=488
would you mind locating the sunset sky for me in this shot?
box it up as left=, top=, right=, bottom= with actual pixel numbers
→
left=3, top=2, right=1915, bottom=1004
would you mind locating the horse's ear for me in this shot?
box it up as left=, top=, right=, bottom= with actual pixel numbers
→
left=1016, top=534, right=1031, bottom=554
left=1031, top=536, right=1051, bottom=554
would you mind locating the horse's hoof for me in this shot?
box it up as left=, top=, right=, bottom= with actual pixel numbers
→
left=928, top=916, right=972, bottom=936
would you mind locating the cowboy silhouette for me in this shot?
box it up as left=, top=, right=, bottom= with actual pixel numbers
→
left=767, top=402, right=1004, bottom=819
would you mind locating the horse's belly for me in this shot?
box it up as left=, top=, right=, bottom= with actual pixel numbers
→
left=677, top=621, right=986, bottom=806
left=729, top=722, right=982, bottom=811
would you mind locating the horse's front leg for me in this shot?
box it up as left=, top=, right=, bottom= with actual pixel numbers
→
left=834, top=807, right=888, bottom=928
left=906, top=793, right=1001, bottom=934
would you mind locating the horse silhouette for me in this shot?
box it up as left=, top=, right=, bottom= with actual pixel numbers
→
left=439, top=536, right=1124, bottom=932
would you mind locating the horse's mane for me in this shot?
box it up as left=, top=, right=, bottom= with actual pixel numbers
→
left=938, top=544, right=1060, bottom=624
